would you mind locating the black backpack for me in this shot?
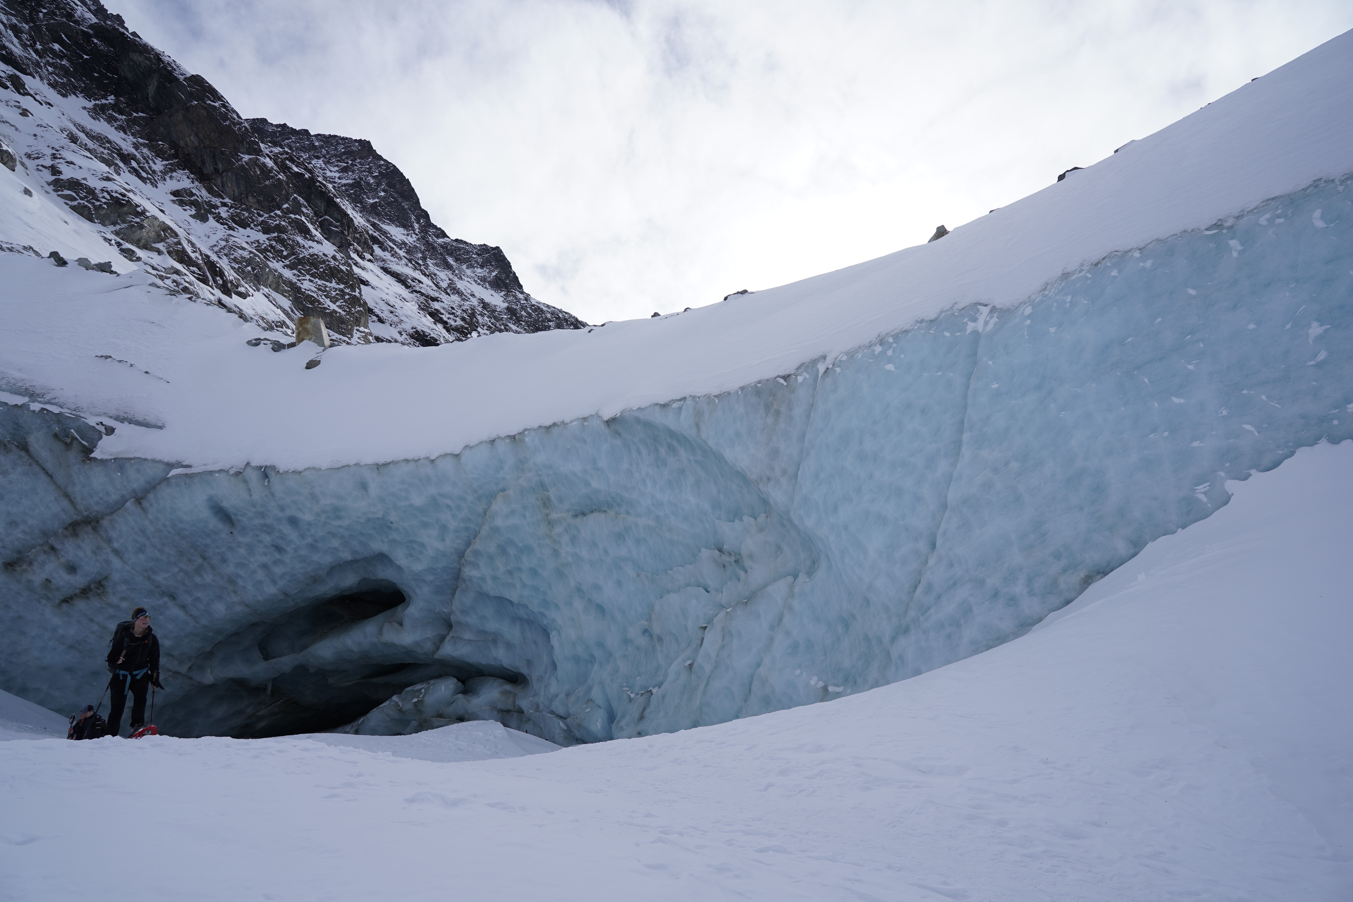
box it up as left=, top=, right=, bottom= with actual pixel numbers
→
left=106, top=621, right=133, bottom=672
left=107, top=621, right=156, bottom=672
left=67, top=707, right=106, bottom=740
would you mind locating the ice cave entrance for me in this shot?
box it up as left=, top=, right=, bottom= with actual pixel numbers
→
left=257, top=579, right=406, bottom=662
left=236, top=579, right=431, bottom=738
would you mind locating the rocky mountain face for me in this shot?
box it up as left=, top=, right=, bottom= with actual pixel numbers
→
left=0, top=0, right=584, bottom=344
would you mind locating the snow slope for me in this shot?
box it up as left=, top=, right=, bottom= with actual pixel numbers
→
left=308, top=719, right=561, bottom=763
left=0, top=31, right=1350, bottom=470
left=0, top=690, right=67, bottom=741
left=2, top=440, right=1348, bottom=901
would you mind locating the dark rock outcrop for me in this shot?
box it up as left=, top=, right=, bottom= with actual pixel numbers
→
left=0, top=0, right=584, bottom=344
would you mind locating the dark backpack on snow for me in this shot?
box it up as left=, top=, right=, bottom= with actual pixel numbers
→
left=68, top=708, right=106, bottom=740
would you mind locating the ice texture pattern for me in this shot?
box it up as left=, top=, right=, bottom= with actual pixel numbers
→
left=2, top=177, right=1349, bottom=741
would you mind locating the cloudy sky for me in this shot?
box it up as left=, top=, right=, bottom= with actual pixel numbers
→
left=107, top=1, right=1352, bottom=325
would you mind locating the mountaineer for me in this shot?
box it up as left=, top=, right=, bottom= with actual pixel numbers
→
left=105, top=607, right=164, bottom=737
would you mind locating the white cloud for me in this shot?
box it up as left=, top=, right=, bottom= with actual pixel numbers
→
left=109, top=0, right=1353, bottom=323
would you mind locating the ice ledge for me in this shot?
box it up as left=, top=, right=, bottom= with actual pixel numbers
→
left=3, top=176, right=1349, bottom=743
left=2, top=32, right=1351, bottom=472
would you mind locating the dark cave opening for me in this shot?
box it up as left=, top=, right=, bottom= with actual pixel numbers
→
left=237, top=661, right=463, bottom=739
left=230, top=579, right=433, bottom=738
left=257, top=579, right=407, bottom=662
left=170, top=578, right=528, bottom=739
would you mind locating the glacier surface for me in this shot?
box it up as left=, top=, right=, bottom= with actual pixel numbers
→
left=2, top=176, right=1349, bottom=741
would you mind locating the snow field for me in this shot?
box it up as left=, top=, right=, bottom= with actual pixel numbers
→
left=0, top=690, right=67, bottom=741
left=2, top=440, right=1349, bottom=901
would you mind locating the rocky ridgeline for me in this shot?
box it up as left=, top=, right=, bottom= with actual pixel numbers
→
left=0, top=0, right=584, bottom=344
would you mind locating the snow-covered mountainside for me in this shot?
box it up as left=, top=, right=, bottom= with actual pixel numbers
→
left=0, top=0, right=583, bottom=344
left=0, top=24, right=1350, bottom=743
left=3, top=441, right=1350, bottom=900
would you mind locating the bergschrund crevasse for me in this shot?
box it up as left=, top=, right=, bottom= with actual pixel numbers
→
left=2, top=177, right=1349, bottom=743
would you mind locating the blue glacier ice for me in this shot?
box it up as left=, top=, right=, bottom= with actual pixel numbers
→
left=1, top=177, right=1350, bottom=742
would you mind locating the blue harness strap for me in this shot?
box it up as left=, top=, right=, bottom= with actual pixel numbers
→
left=114, top=667, right=150, bottom=693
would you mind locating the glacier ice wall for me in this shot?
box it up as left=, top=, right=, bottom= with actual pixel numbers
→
left=2, top=177, right=1350, bottom=742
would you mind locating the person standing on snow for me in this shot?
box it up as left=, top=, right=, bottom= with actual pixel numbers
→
left=105, top=607, right=163, bottom=736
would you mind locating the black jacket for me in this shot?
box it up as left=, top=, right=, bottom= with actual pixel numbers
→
left=106, top=622, right=159, bottom=675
